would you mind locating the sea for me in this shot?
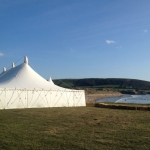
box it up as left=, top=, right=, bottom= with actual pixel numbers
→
left=96, top=94, right=150, bottom=104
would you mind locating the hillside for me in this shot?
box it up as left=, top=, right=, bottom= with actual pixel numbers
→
left=53, top=78, right=150, bottom=90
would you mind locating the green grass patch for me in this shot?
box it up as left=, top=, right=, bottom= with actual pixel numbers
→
left=0, top=107, right=150, bottom=149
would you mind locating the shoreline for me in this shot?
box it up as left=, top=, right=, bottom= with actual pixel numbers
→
left=86, top=93, right=123, bottom=103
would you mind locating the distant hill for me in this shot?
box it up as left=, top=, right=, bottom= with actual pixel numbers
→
left=53, top=78, right=150, bottom=90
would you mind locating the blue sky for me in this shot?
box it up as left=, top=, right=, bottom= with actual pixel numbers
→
left=0, top=0, right=150, bottom=81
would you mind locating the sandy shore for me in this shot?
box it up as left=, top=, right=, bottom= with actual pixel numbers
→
left=86, top=93, right=123, bottom=102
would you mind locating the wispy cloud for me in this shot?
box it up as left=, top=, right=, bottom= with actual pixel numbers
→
left=106, top=40, right=116, bottom=44
left=144, top=30, right=148, bottom=33
left=117, top=46, right=122, bottom=49
left=0, top=52, right=4, bottom=57
left=70, top=48, right=75, bottom=52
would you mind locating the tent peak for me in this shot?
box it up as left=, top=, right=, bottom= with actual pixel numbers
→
left=24, top=56, right=28, bottom=64
left=12, top=62, right=15, bottom=68
left=49, top=77, right=54, bottom=84
left=3, top=67, right=6, bottom=72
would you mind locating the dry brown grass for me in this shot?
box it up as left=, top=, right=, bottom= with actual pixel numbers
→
left=0, top=107, right=150, bottom=149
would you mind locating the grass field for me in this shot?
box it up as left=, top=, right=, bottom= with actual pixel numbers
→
left=0, top=107, right=150, bottom=150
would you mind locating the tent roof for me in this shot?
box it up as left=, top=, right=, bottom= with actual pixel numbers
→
left=0, top=57, right=64, bottom=89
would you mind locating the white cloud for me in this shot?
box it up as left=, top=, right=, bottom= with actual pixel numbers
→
left=70, top=48, right=75, bottom=52
left=0, top=52, right=4, bottom=57
left=144, top=30, right=148, bottom=33
left=106, top=40, right=115, bottom=44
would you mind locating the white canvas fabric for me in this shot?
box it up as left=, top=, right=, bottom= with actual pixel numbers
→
left=0, top=63, right=64, bottom=89
left=0, top=57, right=86, bottom=109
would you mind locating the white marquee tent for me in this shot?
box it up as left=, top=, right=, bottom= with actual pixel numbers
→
left=0, top=56, right=86, bottom=109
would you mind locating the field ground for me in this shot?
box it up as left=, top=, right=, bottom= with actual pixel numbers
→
left=0, top=107, right=150, bottom=150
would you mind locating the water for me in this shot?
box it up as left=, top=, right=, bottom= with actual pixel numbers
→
left=96, top=94, right=150, bottom=104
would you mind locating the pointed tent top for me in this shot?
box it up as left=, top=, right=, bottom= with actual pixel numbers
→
left=3, top=67, right=6, bottom=72
left=12, top=62, right=15, bottom=68
left=0, top=56, right=65, bottom=90
left=24, top=56, right=28, bottom=64
left=49, top=77, right=54, bottom=84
